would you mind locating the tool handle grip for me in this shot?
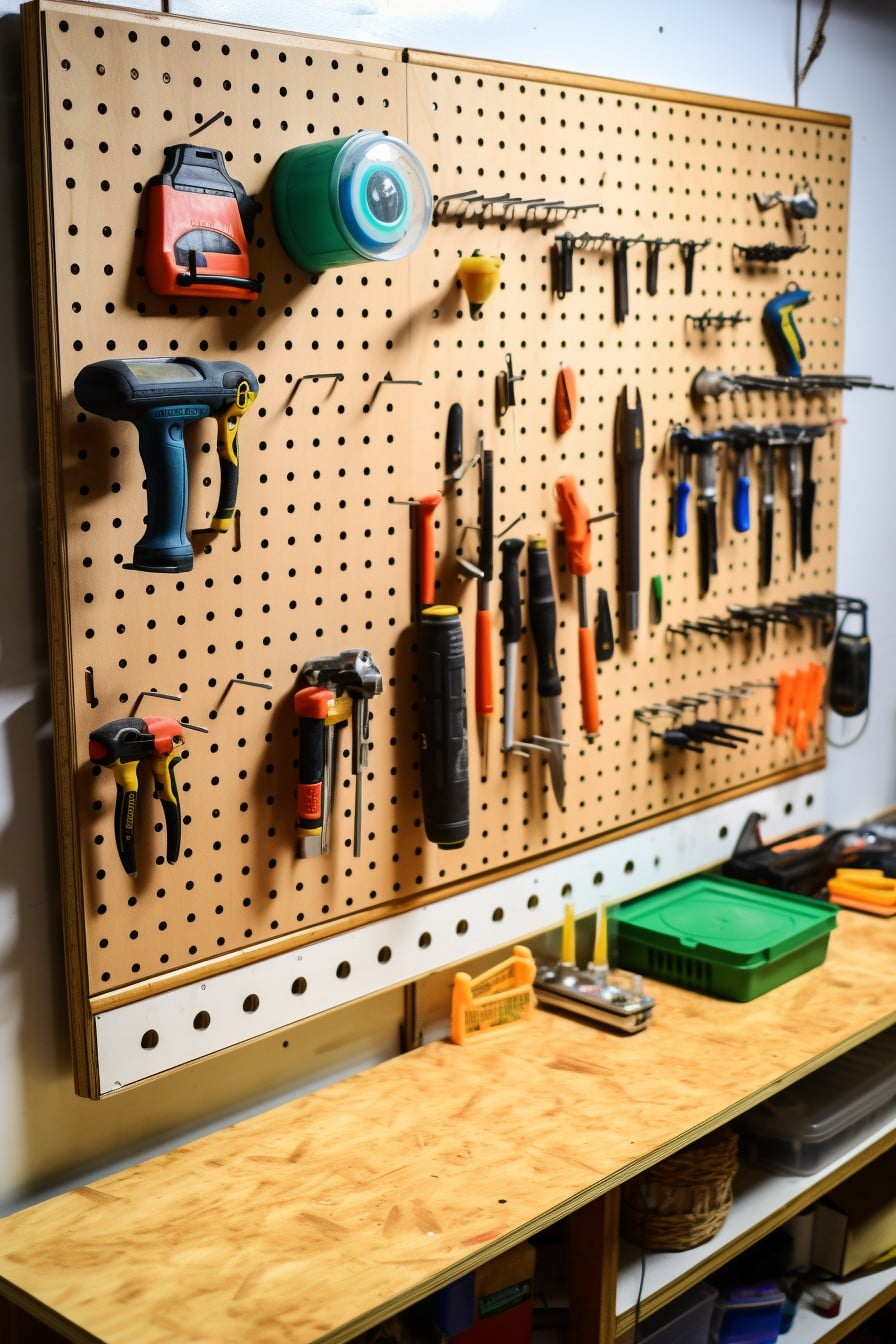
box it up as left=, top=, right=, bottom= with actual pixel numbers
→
left=133, top=415, right=194, bottom=571
left=111, top=759, right=140, bottom=876
left=613, top=241, right=629, bottom=323
left=527, top=540, right=562, bottom=699
left=475, top=609, right=494, bottom=717
left=445, top=403, right=463, bottom=476
left=619, top=453, right=642, bottom=613
left=578, top=626, right=599, bottom=737
left=415, top=493, right=441, bottom=609
left=499, top=537, right=524, bottom=644
left=674, top=480, right=690, bottom=539
left=733, top=475, right=750, bottom=533
left=801, top=477, right=816, bottom=559
left=774, top=671, right=796, bottom=736
left=697, top=498, right=718, bottom=595
left=211, top=410, right=241, bottom=532
left=595, top=587, right=615, bottom=662
left=151, top=754, right=182, bottom=863
left=556, top=233, right=574, bottom=298
left=646, top=241, right=660, bottom=296
left=418, top=606, right=470, bottom=849
left=296, top=717, right=326, bottom=834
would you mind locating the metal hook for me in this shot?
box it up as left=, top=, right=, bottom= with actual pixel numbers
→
left=131, top=689, right=182, bottom=715
left=286, top=372, right=344, bottom=407
left=223, top=676, right=273, bottom=693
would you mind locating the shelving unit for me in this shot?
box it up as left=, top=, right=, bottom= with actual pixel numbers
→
left=616, top=1114, right=896, bottom=1329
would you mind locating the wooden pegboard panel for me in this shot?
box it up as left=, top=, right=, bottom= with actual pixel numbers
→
left=24, top=1, right=849, bottom=1093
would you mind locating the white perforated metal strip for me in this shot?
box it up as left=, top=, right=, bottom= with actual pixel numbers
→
left=94, top=771, right=823, bottom=1091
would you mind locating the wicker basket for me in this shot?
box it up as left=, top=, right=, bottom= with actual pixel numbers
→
left=620, top=1125, right=739, bottom=1251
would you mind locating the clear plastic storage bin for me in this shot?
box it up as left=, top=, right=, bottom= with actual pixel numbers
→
left=638, top=1282, right=718, bottom=1344
left=738, top=1025, right=896, bottom=1174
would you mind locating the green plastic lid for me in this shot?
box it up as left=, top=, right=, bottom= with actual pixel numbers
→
left=611, top=877, right=837, bottom=967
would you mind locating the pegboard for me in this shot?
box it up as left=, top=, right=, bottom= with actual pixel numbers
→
left=23, top=0, right=850, bottom=1094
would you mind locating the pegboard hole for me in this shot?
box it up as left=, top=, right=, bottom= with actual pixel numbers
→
left=140, top=1029, right=159, bottom=1050
left=242, top=994, right=260, bottom=1013
left=527, top=895, right=539, bottom=909
left=456, top=919, right=468, bottom=936
left=593, top=872, right=605, bottom=885
left=492, top=907, right=504, bottom=922
left=193, top=1011, right=211, bottom=1031
left=336, top=961, right=351, bottom=979
left=418, top=932, right=432, bottom=948
left=291, top=977, right=307, bottom=995
left=377, top=946, right=392, bottom=964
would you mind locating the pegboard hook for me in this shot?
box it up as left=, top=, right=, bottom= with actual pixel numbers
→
left=221, top=675, right=274, bottom=697
left=131, top=689, right=182, bottom=716
left=286, top=372, right=344, bottom=407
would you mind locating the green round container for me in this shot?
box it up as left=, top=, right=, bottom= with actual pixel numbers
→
left=271, top=131, right=432, bottom=273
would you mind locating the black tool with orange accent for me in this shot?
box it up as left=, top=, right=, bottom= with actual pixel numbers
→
left=293, top=686, right=333, bottom=858
left=143, top=144, right=262, bottom=299
left=88, top=716, right=185, bottom=876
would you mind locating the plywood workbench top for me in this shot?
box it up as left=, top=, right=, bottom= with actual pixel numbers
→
left=2, top=910, right=895, bottom=1344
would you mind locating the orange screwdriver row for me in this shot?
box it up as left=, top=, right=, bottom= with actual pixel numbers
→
left=774, top=662, right=827, bottom=753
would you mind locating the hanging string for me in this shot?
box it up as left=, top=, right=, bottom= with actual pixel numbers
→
left=795, top=0, right=832, bottom=106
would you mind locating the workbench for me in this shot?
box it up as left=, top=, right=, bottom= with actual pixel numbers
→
left=1, top=908, right=895, bottom=1344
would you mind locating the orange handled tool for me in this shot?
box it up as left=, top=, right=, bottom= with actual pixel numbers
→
left=555, top=475, right=604, bottom=740
left=475, top=448, right=495, bottom=776
left=790, top=665, right=811, bottom=753
left=294, top=685, right=333, bottom=857
left=414, top=492, right=442, bottom=608
left=806, top=661, right=827, bottom=738
left=774, top=670, right=796, bottom=736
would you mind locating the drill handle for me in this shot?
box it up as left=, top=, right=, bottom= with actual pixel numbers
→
left=132, top=409, right=203, bottom=572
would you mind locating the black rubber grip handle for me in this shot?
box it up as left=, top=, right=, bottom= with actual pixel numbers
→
left=526, top=539, right=562, bottom=699
left=418, top=607, right=470, bottom=849
left=499, top=537, right=525, bottom=644
left=446, top=402, right=463, bottom=476
left=297, top=717, right=326, bottom=830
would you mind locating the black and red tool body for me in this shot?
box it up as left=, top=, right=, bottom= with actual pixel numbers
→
left=88, top=716, right=185, bottom=876
left=144, top=144, right=262, bottom=300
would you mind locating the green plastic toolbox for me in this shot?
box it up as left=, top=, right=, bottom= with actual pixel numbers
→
left=608, top=876, right=837, bottom=1001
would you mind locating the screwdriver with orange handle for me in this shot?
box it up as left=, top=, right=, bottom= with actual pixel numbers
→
left=774, top=670, right=796, bottom=736
left=414, top=491, right=442, bottom=609
left=555, top=477, right=615, bottom=741
left=555, top=475, right=600, bottom=739
left=474, top=446, right=495, bottom=777
left=791, top=666, right=811, bottom=753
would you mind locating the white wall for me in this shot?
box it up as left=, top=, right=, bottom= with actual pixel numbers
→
left=1, top=0, right=893, bottom=1214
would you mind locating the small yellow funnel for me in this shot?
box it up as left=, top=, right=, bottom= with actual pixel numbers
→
left=457, top=251, right=502, bottom=318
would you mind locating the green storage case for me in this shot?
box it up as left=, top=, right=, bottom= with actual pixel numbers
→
left=608, top=876, right=837, bottom=1002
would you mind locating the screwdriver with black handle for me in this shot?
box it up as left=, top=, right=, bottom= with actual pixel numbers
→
left=527, top=536, right=565, bottom=808
left=418, top=605, right=470, bottom=848
left=615, top=385, right=644, bottom=638
left=499, top=537, right=525, bottom=753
